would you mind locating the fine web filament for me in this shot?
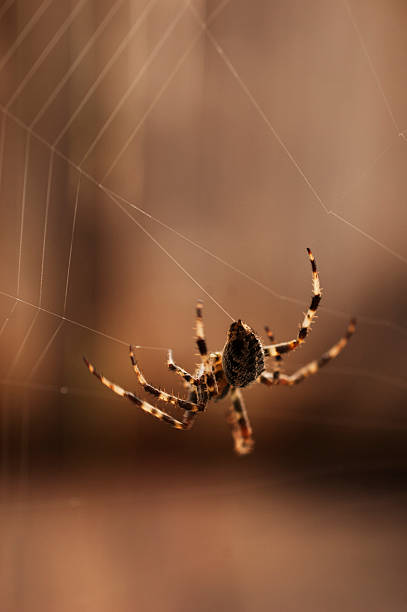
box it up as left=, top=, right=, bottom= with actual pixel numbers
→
left=102, top=189, right=235, bottom=322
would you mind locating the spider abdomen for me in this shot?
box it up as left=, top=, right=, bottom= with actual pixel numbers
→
left=222, top=320, right=265, bottom=387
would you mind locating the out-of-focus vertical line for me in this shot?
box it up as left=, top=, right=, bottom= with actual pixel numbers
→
left=0, top=300, right=18, bottom=501
left=1, top=387, right=10, bottom=499
left=38, top=150, right=54, bottom=306
left=0, top=0, right=16, bottom=22
left=0, top=0, right=55, bottom=73
left=101, top=28, right=203, bottom=182
left=79, top=0, right=188, bottom=166
left=53, top=0, right=159, bottom=147
left=0, top=114, right=6, bottom=193
left=101, top=0, right=231, bottom=181
left=30, top=0, right=126, bottom=128
left=63, top=174, right=81, bottom=314
left=16, top=133, right=31, bottom=297
left=6, top=0, right=89, bottom=110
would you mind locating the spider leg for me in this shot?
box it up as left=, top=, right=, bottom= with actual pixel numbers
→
left=129, top=347, right=205, bottom=412
left=196, top=300, right=208, bottom=361
left=264, top=326, right=283, bottom=364
left=264, top=248, right=321, bottom=359
left=83, top=358, right=195, bottom=429
left=194, top=301, right=219, bottom=397
left=259, top=318, right=356, bottom=387
left=167, top=349, right=198, bottom=387
left=225, top=387, right=254, bottom=456
left=264, top=326, right=274, bottom=342
left=179, top=387, right=200, bottom=430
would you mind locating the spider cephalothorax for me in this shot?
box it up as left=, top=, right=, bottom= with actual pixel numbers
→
left=84, top=249, right=356, bottom=455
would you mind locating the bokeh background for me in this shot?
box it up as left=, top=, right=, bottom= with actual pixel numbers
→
left=1, top=1, right=407, bottom=610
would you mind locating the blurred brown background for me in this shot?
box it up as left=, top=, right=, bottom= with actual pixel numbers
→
left=0, top=1, right=407, bottom=610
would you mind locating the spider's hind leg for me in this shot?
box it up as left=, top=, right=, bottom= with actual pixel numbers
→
left=260, top=318, right=356, bottom=387
left=226, top=388, right=254, bottom=456
left=264, top=326, right=283, bottom=365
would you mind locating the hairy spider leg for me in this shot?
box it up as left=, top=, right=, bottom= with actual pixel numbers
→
left=167, top=349, right=198, bottom=387
left=226, top=387, right=254, bottom=455
left=264, top=325, right=283, bottom=364
left=212, top=351, right=230, bottom=399
left=259, top=318, right=356, bottom=387
left=129, top=347, right=205, bottom=412
left=196, top=299, right=208, bottom=358
left=179, top=387, right=200, bottom=430
left=167, top=348, right=210, bottom=407
left=264, top=248, right=322, bottom=359
left=83, top=358, right=194, bottom=429
left=195, top=300, right=218, bottom=396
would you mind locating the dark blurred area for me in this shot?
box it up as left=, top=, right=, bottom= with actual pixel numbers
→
left=0, top=1, right=407, bottom=610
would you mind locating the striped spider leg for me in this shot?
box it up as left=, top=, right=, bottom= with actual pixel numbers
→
left=264, top=327, right=282, bottom=363
left=263, top=248, right=321, bottom=360
left=259, top=318, right=356, bottom=388
left=130, top=345, right=207, bottom=411
left=263, top=325, right=283, bottom=383
left=164, top=300, right=219, bottom=429
left=195, top=300, right=218, bottom=397
left=226, top=387, right=254, bottom=455
left=83, top=351, right=206, bottom=431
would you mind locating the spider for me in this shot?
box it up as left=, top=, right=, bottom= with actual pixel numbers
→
left=84, top=249, right=356, bottom=455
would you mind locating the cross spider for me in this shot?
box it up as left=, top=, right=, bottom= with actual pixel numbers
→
left=84, top=249, right=356, bottom=455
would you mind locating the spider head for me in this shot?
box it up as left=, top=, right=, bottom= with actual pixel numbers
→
left=222, top=320, right=265, bottom=388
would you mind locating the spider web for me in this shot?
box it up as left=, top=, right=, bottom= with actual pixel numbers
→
left=1, top=4, right=407, bottom=609
left=0, top=0, right=406, bottom=466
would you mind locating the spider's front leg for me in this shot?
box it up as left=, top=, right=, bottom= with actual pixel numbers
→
left=129, top=346, right=206, bottom=412
left=264, top=248, right=321, bottom=359
left=167, top=349, right=210, bottom=406
left=167, top=349, right=197, bottom=387
left=260, top=318, right=356, bottom=387
left=195, top=300, right=218, bottom=396
left=84, top=358, right=195, bottom=429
